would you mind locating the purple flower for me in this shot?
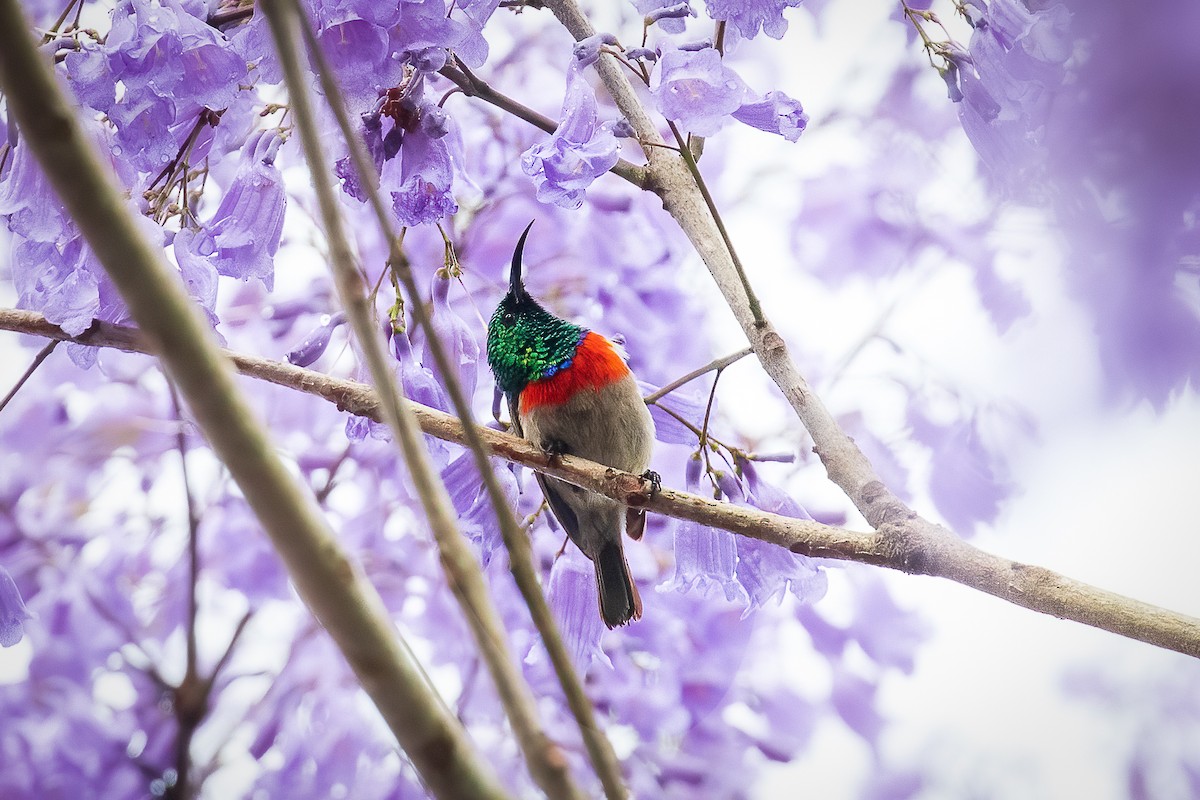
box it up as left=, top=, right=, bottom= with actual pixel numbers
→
left=12, top=239, right=100, bottom=337
left=638, top=379, right=706, bottom=444
left=646, top=2, right=695, bottom=26
left=0, top=567, right=32, bottom=647
left=386, top=127, right=459, bottom=225
left=661, top=454, right=749, bottom=604
left=572, top=33, right=618, bottom=68
left=831, top=670, right=884, bottom=743
left=370, top=81, right=460, bottom=226
left=663, top=520, right=748, bottom=604
left=286, top=312, right=348, bottom=367
left=0, top=138, right=72, bottom=243
left=732, top=90, right=808, bottom=142
left=107, top=0, right=245, bottom=108
left=230, top=12, right=282, bottom=83
left=907, top=405, right=1010, bottom=534
left=736, top=540, right=826, bottom=608
left=64, top=43, right=115, bottom=111
left=544, top=549, right=611, bottom=673
left=734, top=461, right=828, bottom=610
left=422, top=272, right=481, bottom=401
left=950, top=0, right=1070, bottom=192
left=387, top=0, right=472, bottom=63
left=1039, top=1, right=1200, bottom=404
left=650, top=47, right=748, bottom=136
left=624, top=47, right=658, bottom=63
left=172, top=228, right=220, bottom=313
left=847, top=573, right=930, bottom=674
left=389, top=326, right=450, bottom=413
left=521, top=60, right=620, bottom=210
left=702, top=0, right=803, bottom=41
left=635, top=0, right=694, bottom=34
left=206, top=130, right=286, bottom=289
left=316, top=18, right=405, bottom=108
left=453, top=0, right=500, bottom=68
left=336, top=110, right=387, bottom=201
left=102, top=0, right=247, bottom=171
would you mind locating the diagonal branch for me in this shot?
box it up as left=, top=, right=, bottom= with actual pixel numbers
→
left=296, top=9, right=628, bottom=796
left=4, top=307, right=1200, bottom=660
left=535, top=0, right=1185, bottom=663
left=0, top=9, right=509, bottom=800
left=261, top=2, right=585, bottom=797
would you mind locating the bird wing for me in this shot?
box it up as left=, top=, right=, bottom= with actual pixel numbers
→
left=507, top=393, right=581, bottom=540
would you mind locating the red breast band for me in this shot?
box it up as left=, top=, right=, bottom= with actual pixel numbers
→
left=519, top=331, right=630, bottom=414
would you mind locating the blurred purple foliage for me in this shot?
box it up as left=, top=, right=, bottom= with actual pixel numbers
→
left=0, top=0, right=1195, bottom=797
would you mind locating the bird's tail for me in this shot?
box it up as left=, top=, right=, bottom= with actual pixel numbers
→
left=595, top=542, right=642, bottom=628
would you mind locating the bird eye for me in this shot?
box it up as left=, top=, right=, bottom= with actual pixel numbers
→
left=503, top=311, right=514, bottom=322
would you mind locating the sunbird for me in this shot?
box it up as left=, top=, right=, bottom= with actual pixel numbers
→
left=487, top=222, right=656, bottom=627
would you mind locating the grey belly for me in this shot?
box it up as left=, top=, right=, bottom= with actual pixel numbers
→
left=520, top=373, right=654, bottom=473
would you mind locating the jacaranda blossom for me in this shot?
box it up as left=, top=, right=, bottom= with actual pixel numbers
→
left=521, top=59, right=620, bottom=210
left=650, top=47, right=748, bottom=136
left=0, top=567, right=32, bottom=647
left=703, top=0, right=803, bottom=41
left=205, top=130, right=286, bottom=289
left=733, top=89, right=808, bottom=142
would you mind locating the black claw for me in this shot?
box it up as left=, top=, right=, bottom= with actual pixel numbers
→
left=640, top=470, right=661, bottom=496
left=542, top=438, right=569, bottom=464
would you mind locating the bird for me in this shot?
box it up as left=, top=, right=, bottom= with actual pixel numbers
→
left=486, top=221, right=656, bottom=628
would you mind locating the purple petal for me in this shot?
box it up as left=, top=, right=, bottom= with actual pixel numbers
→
left=207, top=130, right=287, bottom=289
left=0, top=566, right=32, bottom=647
left=521, top=61, right=620, bottom=210
left=12, top=239, right=99, bottom=337
left=732, top=90, right=808, bottom=142
left=702, top=0, right=803, bottom=40
left=908, top=406, right=1010, bottom=534
left=735, top=536, right=828, bottom=611
left=286, top=312, right=347, bottom=367
left=634, top=0, right=692, bottom=34
left=385, top=119, right=459, bottom=226
left=544, top=550, right=611, bottom=673
left=650, top=47, right=749, bottom=136
left=172, top=228, right=220, bottom=312
left=423, top=273, right=480, bottom=401
left=0, top=139, right=72, bottom=243
left=638, top=379, right=706, bottom=444
left=661, top=521, right=749, bottom=604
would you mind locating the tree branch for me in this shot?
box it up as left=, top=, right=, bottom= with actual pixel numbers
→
left=534, top=1, right=1197, bottom=660
left=262, top=2, right=585, bottom=797
left=0, top=9, right=509, bottom=799
left=438, top=56, right=650, bottom=190
left=4, top=308, right=1199, bottom=659
left=298, top=10, right=628, bottom=796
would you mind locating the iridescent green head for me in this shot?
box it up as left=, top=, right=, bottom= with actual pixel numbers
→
left=487, top=222, right=586, bottom=397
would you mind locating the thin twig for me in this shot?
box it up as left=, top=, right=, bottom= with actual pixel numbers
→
left=643, top=346, right=752, bottom=404
left=665, top=119, right=764, bottom=325
left=6, top=308, right=1200, bottom=660
left=439, top=55, right=649, bottom=190
left=540, top=0, right=1021, bottom=654
left=0, top=339, right=58, bottom=414
left=168, top=383, right=201, bottom=681
left=0, top=10, right=508, bottom=800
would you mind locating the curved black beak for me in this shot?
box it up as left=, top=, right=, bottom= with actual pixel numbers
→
left=509, top=220, right=535, bottom=301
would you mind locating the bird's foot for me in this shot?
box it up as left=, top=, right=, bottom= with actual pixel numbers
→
left=541, top=437, right=569, bottom=465
left=640, top=470, right=661, bottom=496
